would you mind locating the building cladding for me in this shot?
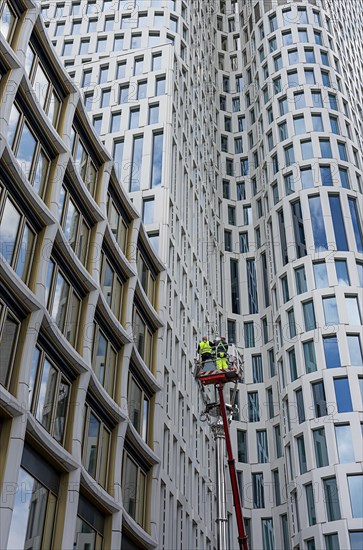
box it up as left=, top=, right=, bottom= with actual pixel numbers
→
left=0, top=0, right=363, bottom=549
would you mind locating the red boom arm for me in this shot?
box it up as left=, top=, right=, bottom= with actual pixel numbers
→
left=217, top=384, right=249, bottom=550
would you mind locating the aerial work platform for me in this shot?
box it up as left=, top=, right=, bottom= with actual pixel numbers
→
left=195, top=345, right=244, bottom=386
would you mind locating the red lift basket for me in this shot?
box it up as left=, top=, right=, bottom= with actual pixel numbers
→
left=195, top=345, right=244, bottom=386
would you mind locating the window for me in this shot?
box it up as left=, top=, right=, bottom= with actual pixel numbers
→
left=129, top=108, right=140, bottom=129
left=273, top=470, right=281, bottom=505
left=83, top=404, right=111, bottom=489
left=303, top=300, right=316, bottom=331
left=92, top=322, right=118, bottom=396
left=295, top=266, right=307, bottom=294
left=100, top=251, right=124, bottom=320
left=323, top=336, right=341, bottom=369
left=24, top=45, right=62, bottom=129
left=262, top=518, right=274, bottom=550
left=136, top=248, right=156, bottom=306
left=321, top=50, right=329, bottom=65
left=107, top=192, right=128, bottom=253
left=350, top=532, right=363, bottom=550
left=301, top=140, right=313, bottom=160
left=149, top=104, right=159, bottom=124
left=347, top=335, right=363, bottom=366
left=309, top=196, right=328, bottom=250
left=252, top=355, right=263, bottom=383
left=237, top=430, right=247, bottom=463
left=79, top=38, right=90, bottom=54
left=151, top=132, right=163, bottom=187
left=257, top=430, right=268, bottom=463
left=324, top=478, right=341, bottom=521
left=96, top=36, right=107, bottom=53
left=294, top=115, right=306, bottom=135
left=231, top=259, right=240, bottom=314
left=7, top=463, right=58, bottom=549
left=274, top=54, right=283, bottom=71
left=320, top=138, right=332, bottom=158
left=279, top=121, right=288, bottom=141
left=252, top=473, right=264, bottom=508
left=312, top=113, right=324, bottom=131
left=29, top=346, right=70, bottom=444
left=247, top=260, right=258, bottom=314
left=312, top=90, right=323, bottom=107
left=155, top=76, right=166, bottom=96
left=291, top=200, right=307, bottom=257
left=71, top=126, right=98, bottom=195
left=116, top=61, right=126, bottom=79
left=335, top=425, right=354, bottom=463
left=133, top=308, right=154, bottom=369
left=297, top=435, right=307, bottom=473
left=0, top=301, right=20, bottom=389
left=305, top=48, right=316, bottom=63
left=305, top=68, right=315, bottom=84
left=239, top=232, right=248, bottom=253
left=303, top=341, right=317, bottom=373
left=296, top=388, right=305, bottom=423
left=128, top=372, right=149, bottom=442
left=58, top=183, right=90, bottom=265
left=248, top=392, right=260, bottom=422
left=348, top=475, right=363, bottom=518
left=274, top=424, right=282, bottom=458
left=45, top=257, right=82, bottom=346
left=306, top=483, right=317, bottom=526
left=313, top=428, right=329, bottom=467
left=129, top=135, right=143, bottom=192
left=74, top=496, right=104, bottom=549
left=325, top=534, right=340, bottom=550
left=279, top=97, right=288, bottom=116
left=346, top=296, right=361, bottom=324
left=334, top=378, right=353, bottom=412
left=321, top=165, right=333, bottom=186
left=312, top=380, right=327, bottom=417
left=284, top=144, right=295, bottom=166
left=323, top=296, right=339, bottom=325
left=288, top=49, right=299, bottom=64
left=8, top=103, right=51, bottom=195
left=0, top=187, right=36, bottom=282
left=339, top=167, right=349, bottom=188
left=348, top=198, right=363, bottom=252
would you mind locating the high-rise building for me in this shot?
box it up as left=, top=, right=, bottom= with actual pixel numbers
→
left=1, top=0, right=363, bottom=549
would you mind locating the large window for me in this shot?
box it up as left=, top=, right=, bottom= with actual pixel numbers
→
left=8, top=102, right=50, bottom=195
left=252, top=472, right=264, bottom=508
left=122, top=451, right=147, bottom=527
left=303, top=300, right=316, bottom=331
left=248, top=391, right=260, bottom=422
left=130, top=135, right=143, bottom=192
left=347, top=335, right=363, bottom=366
left=323, top=336, right=341, bottom=368
left=7, top=453, right=59, bottom=550
left=151, top=132, right=163, bottom=187
left=348, top=198, right=363, bottom=252
left=82, top=404, right=111, bottom=489
left=309, top=196, right=327, bottom=251
left=24, top=43, right=61, bottom=128
left=74, top=495, right=105, bottom=550
left=305, top=483, right=317, bottom=526
left=58, top=182, right=90, bottom=266
left=297, top=435, right=307, bottom=474
left=262, top=518, right=274, bottom=550
left=329, top=196, right=348, bottom=250
left=0, top=183, right=36, bottom=282
left=136, top=247, right=156, bottom=306
left=257, top=430, right=269, bottom=463
left=45, top=257, right=82, bottom=346
left=29, top=345, right=71, bottom=444
left=128, top=372, right=150, bottom=442
left=0, top=300, right=20, bottom=389
left=70, top=126, right=98, bottom=196
left=92, top=322, right=118, bottom=397
left=312, top=380, right=327, bottom=417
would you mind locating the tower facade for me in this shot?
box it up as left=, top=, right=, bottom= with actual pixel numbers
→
left=1, top=0, right=363, bottom=549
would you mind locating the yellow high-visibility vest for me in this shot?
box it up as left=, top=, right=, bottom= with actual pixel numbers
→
left=199, top=340, right=213, bottom=355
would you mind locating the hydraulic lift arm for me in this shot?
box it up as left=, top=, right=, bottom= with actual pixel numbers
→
left=217, top=384, right=249, bottom=550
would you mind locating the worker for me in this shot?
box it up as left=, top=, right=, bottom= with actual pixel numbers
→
left=215, top=336, right=229, bottom=370
left=198, top=336, right=214, bottom=362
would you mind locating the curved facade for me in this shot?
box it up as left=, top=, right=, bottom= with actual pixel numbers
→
left=218, top=1, right=363, bottom=549
left=0, top=2, right=164, bottom=549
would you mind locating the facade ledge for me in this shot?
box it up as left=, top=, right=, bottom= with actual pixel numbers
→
left=80, top=470, right=121, bottom=514
left=126, top=424, right=160, bottom=467
left=130, top=348, right=161, bottom=394
left=88, top=373, right=128, bottom=424
left=0, top=385, right=26, bottom=417
left=122, top=513, right=158, bottom=550
left=97, top=293, right=133, bottom=346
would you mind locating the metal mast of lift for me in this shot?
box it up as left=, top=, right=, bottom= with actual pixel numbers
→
left=196, top=345, right=249, bottom=550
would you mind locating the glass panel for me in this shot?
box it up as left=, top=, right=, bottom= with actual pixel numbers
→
left=84, top=412, right=100, bottom=478
left=309, top=196, right=327, bottom=251
left=313, top=428, right=329, bottom=467
left=323, top=297, right=339, bottom=325
left=94, top=330, right=107, bottom=386
left=303, top=341, right=317, bottom=373
left=16, top=223, right=35, bottom=281
left=33, top=63, right=49, bottom=108
left=335, top=425, right=354, bottom=463
left=334, top=378, right=353, bottom=412
left=66, top=292, right=80, bottom=346
left=7, top=468, right=52, bottom=550
left=0, top=313, right=18, bottom=387
left=16, top=122, right=37, bottom=179
left=123, top=454, right=138, bottom=519
left=151, top=133, right=163, bottom=188
left=335, top=260, right=350, bottom=285
left=8, top=104, right=20, bottom=147
left=324, top=478, right=341, bottom=521
left=303, top=300, right=316, bottom=331
left=33, top=150, right=49, bottom=195
left=51, top=271, right=70, bottom=331
left=98, top=427, right=110, bottom=488
left=346, top=297, right=361, bottom=324
left=348, top=475, right=363, bottom=518
left=306, top=483, right=317, bottom=525
left=129, top=377, right=142, bottom=433
left=323, top=336, right=341, bottom=368
left=329, top=196, right=348, bottom=250
left=36, top=359, right=58, bottom=432
left=130, top=136, right=143, bottom=192
left=64, top=198, right=79, bottom=250
left=74, top=517, right=97, bottom=550
left=314, top=262, right=328, bottom=288
left=54, top=378, right=70, bottom=444
left=0, top=197, right=21, bottom=265
left=349, top=532, right=363, bottom=550
left=347, top=335, right=363, bottom=366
